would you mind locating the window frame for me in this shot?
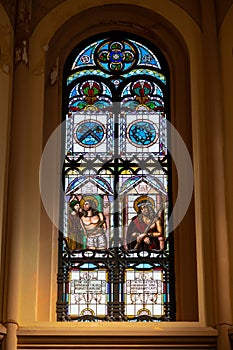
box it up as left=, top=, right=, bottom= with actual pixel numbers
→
left=57, top=31, right=176, bottom=322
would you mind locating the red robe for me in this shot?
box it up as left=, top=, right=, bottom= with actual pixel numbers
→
left=127, top=215, right=160, bottom=250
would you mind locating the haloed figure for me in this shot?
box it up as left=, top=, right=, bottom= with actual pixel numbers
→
left=127, top=196, right=164, bottom=250
left=80, top=196, right=107, bottom=250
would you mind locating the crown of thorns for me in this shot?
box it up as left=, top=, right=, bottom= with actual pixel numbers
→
left=133, top=196, right=155, bottom=213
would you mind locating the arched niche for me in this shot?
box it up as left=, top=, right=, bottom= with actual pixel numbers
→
left=39, top=3, right=198, bottom=322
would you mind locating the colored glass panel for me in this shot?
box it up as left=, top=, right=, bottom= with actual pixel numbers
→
left=74, top=121, right=105, bottom=147
left=125, top=267, right=164, bottom=318
left=68, top=267, right=108, bottom=318
left=72, top=40, right=105, bottom=69
left=97, top=40, right=136, bottom=73
left=58, top=33, right=174, bottom=323
left=128, top=121, right=157, bottom=146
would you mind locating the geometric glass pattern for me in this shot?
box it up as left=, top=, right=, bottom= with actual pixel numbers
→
left=127, top=120, right=157, bottom=146
left=74, top=120, right=105, bottom=147
left=58, top=32, right=175, bottom=322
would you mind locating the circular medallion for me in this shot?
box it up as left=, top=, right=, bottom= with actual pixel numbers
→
left=80, top=55, right=90, bottom=63
left=108, top=50, right=124, bottom=63
left=127, top=120, right=157, bottom=147
left=97, top=40, right=136, bottom=73
left=74, top=120, right=105, bottom=147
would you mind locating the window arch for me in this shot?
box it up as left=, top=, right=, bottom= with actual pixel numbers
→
left=57, top=32, right=175, bottom=322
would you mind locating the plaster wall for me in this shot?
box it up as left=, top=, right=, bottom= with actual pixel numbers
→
left=0, top=2, right=231, bottom=349
left=0, top=2, right=13, bottom=322
left=219, top=4, right=233, bottom=322
left=26, top=0, right=204, bottom=326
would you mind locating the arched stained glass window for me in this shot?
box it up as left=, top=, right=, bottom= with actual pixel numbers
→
left=57, top=32, right=175, bottom=322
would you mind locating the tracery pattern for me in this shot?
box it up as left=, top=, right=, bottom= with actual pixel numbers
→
left=58, top=33, right=175, bottom=322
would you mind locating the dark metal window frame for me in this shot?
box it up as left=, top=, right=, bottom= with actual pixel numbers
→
left=57, top=31, right=175, bottom=322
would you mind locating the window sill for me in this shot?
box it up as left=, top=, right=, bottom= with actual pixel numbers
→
left=17, top=323, right=217, bottom=349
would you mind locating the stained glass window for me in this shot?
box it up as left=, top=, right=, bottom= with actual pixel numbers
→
left=57, top=33, right=175, bottom=322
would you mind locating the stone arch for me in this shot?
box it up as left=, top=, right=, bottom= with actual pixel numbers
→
left=34, top=2, right=204, bottom=323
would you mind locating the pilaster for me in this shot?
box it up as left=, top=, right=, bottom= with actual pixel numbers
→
left=3, top=322, right=17, bottom=350
left=3, top=1, right=32, bottom=349
left=200, top=0, right=232, bottom=348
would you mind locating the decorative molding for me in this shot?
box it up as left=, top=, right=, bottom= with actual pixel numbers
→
left=228, top=326, right=233, bottom=344
left=17, top=326, right=218, bottom=349
left=0, top=23, right=12, bottom=74
left=16, top=0, right=32, bottom=34
left=229, top=326, right=233, bottom=348
left=0, top=323, right=6, bottom=341
left=14, top=0, right=31, bottom=67
left=15, top=39, right=29, bottom=65
left=50, top=57, right=59, bottom=85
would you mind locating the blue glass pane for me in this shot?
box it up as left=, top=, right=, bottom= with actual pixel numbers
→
left=128, top=121, right=157, bottom=146
left=97, top=40, right=136, bottom=73
left=122, top=69, right=166, bottom=84
left=65, top=176, right=88, bottom=194
left=72, top=40, right=104, bottom=69
left=93, top=176, right=114, bottom=195
left=155, top=85, right=163, bottom=96
left=79, top=263, right=97, bottom=269
left=67, top=70, right=111, bottom=85
left=131, top=40, right=161, bottom=68
left=75, top=121, right=105, bottom=146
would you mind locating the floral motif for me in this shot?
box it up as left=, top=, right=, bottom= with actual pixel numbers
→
left=122, top=81, right=164, bottom=111
left=132, top=81, right=151, bottom=104
left=82, top=81, right=101, bottom=105
left=97, top=41, right=135, bottom=72
left=68, top=81, right=112, bottom=112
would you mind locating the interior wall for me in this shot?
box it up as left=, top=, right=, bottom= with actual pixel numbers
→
left=1, top=0, right=226, bottom=334
left=216, top=0, right=233, bottom=31
left=1, top=0, right=233, bottom=349
left=0, top=3, right=13, bottom=322
left=43, top=3, right=197, bottom=321
left=33, top=0, right=202, bottom=325
left=219, top=4, right=233, bottom=322
left=0, top=0, right=203, bottom=33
